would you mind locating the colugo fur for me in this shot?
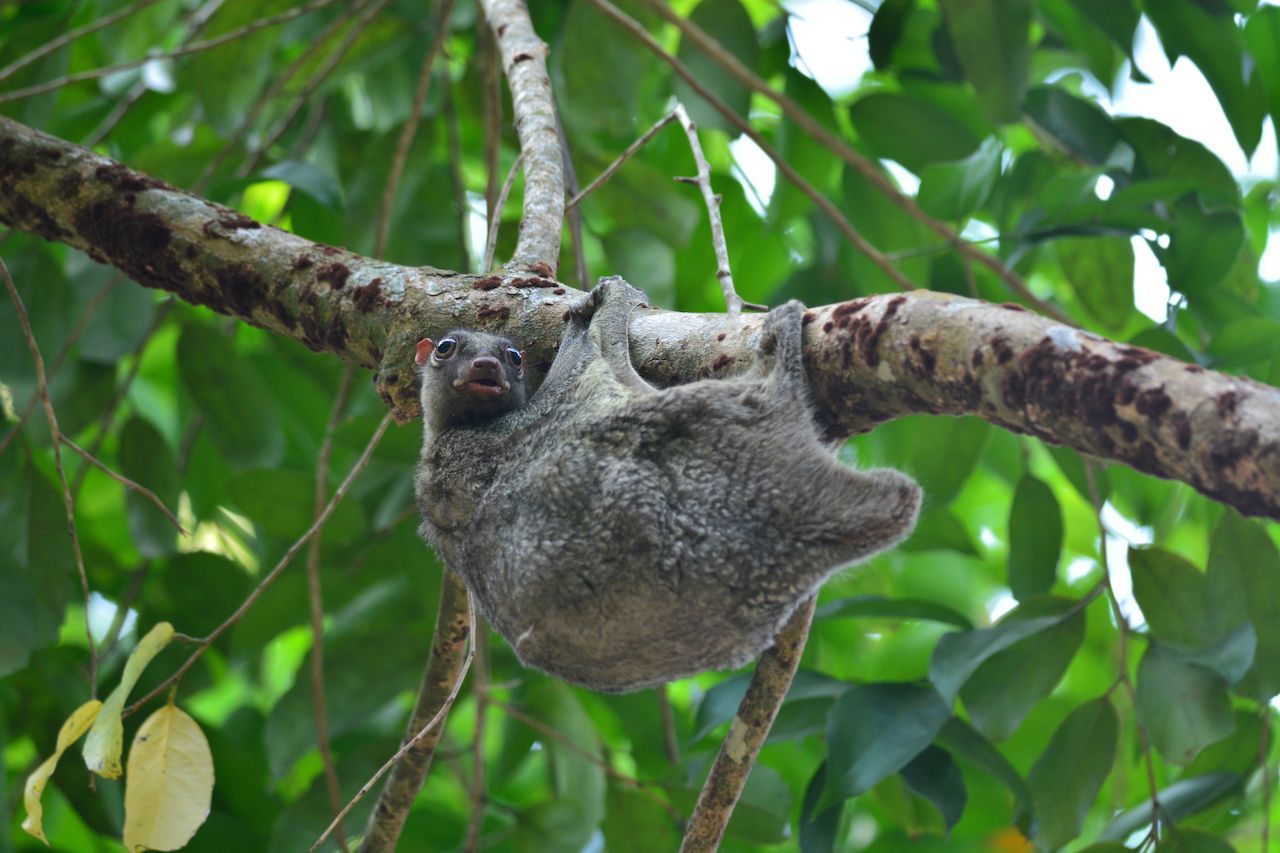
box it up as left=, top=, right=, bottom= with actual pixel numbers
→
left=415, top=277, right=921, bottom=692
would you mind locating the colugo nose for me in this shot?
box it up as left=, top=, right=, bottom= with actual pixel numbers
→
left=470, top=355, right=501, bottom=376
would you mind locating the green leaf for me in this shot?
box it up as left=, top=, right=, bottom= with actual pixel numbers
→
left=901, top=508, right=979, bottom=556
left=1155, top=197, right=1245, bottom=298
left=815, top=595, right=973, bottom=629
left=936, top=719, right=1033, bottom=816
left=900, top=746, right=967, bottom=833
left=227, top=468, right=366, bottom=546
left=930, top=602, right=1082, bottom=703
left=260, top=161, right=344, bottom=209
left=1206, top=317, right=1280, bottom=370
left=1025, top=698, right=1118, bottom=850
left=938, top=0, right=1031, bottom=122
left=602, top=785, right=680, bottom=850
left=673, top=0, right=759, bottom=133
left=1245, top=8, right=1280, bottom=127
left=1145, top=0, right=1266, bottom=155
left=176, top=325, right=283, bottom=469
left=918, top=138, right=1002, bottom=221
left=1136, top=642, right=1235, bottom=765
left=690, top=669, right=848, bottom=744
left=799, top=763, right=841, bottom=853
left=1006, top=477, right=1063, bottom=601
left=1065, top=0, right=1140, bottom=54
left=960, top=598, right=1085, bottom=740
left=823, top=683, right=951, bottom=806
left=1118, top=118, right=1239, bottom=204
left=1155, top=827, right=1238, bottom=853
left=869, top=0, right=917, bottom=71
left=0, top=464, right=74, bottom=677
left=1101, top=773, right=1240, bottom=841
left=1128, top=546, right=1215, bottom=648
left=848, top=91, right=984, bottom=173
left=905, top=416, right=990, bottom=506
left=556, top=0, right=653, bottom=138
left=118, top=417, right=181, bottom=559
left=1023, top=87, right=1125, bottom=166
left=1206, top=509, right=1280, bottom=698
left=1056, top=236, right=1135, bottom=329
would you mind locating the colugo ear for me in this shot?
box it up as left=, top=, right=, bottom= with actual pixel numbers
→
left=415, top=337, right=435, bottom=366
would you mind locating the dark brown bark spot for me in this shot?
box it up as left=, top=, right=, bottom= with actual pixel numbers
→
left=317, top=262, right=350, bottom=289
left=474, top=275, right=502, bottom=290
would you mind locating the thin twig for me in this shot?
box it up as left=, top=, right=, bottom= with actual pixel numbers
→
left=325, top=576, right=476, bottom=852
left=479, top=0, right=564, bottom=273
left=555, top=113, right=590, bottom=291
left=374, top=0, right=457, bottom=259
left=61, top=437, right=186, bottom=535
left=123, top=413, right=393, bottom=718
left=0, top=0, right=344, bottom=105
left=0, top=275, right=120, bottom=457
left=658, top=684, right=680, bottom=766
left=84, top=0, right=225, bottom=147
left=673, top=102, right=762, bottom=315
left=1261, top=704, right=1273, bottom=852
left=566, top=110, right=678, bottom=209
left=483, top=153, right=523, bottom=272
left=239, top=0, right=392, bottom=179
left=196, top=0, right=373, bottom=191
left=71, top=301, right=173, bottom=497
left=1086, top=461, right=1161, bottom=844
left=590, top=0, right=917, bottom=293
left=98, top=564, right=151, bottom=659
left=307, top=365, right=356, bottom=853
left=0, top=0, right=164, bottom=83
left=637, top=0, right=1070, bottom=322
left=489, top=698, right=683, bottom=821
left=463, top=629, right=490, bottom=852
left=0, top=257, right=98, bottom=695
left=481, top=13, right=503, bottom=249
left=679, top=598, right=816, bottom=852
left=444, top=84, right=473, bottom=271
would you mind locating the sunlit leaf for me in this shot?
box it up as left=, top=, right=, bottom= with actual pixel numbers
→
left=84, top=622, right=175, bottom=779
left=122, top=699, right=215, bottom=851
left=22, top=700, right=102, bottom=844
left=938, top=0, right=1031, bottom=122
left=1025, top=698, right=1117, bottom=850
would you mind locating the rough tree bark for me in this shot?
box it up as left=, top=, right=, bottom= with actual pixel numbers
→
left=2, top=114, right=1278, bottom=520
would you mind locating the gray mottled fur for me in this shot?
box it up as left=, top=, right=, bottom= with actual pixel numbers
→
left=416, top=277, right=921, bottom=692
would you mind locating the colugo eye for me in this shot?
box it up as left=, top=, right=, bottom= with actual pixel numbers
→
left=435, top=338, right=457, bottom=358
left=506, top=348, right=523, bottom=367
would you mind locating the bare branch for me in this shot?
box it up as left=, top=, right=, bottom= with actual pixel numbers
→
left=680, top=598, right=816, bottom=851
left=479, top=0, right=564, bottom=274
left=463, top=630, right=490, bottom=852
left=0, top=0, right=165, bottom=83
left=1, top=257, right=99, bottom=695
left=374, top=0, right=457, bottom=258
left=61, top=437, right=186, bottom=536
left=556, top=115, right=590, bottom=291
left=307, top=365, right=357, bottom=853
left=351, top=572, right=475, bottom=852
left=673, top=103, right=763, bottom=315
left=123, top=413, right=393, bottom=718
left=567, top=110, right=678, bottom=209
left=483, top=153, right=523, bottom=271
left=4, top=118, right=1280, bottom=521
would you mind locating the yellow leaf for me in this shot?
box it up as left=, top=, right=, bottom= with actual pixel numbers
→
left=123, top=699, right=214, bottom=852
left=21, top=699, right=103, bottom=844
left=83, top=622, right=175, bottom=779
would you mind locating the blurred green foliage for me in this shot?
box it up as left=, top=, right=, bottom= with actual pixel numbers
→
left=2, top=0, right=1279, bottom=849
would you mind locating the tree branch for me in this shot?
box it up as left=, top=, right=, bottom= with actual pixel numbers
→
left=3, top=116, right=1279, bottom=520
left=478, top=0, right=564, bottom=274
left=680, top=599, right=815, bottom=851
left=358, top=570, right=473, bottom=852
